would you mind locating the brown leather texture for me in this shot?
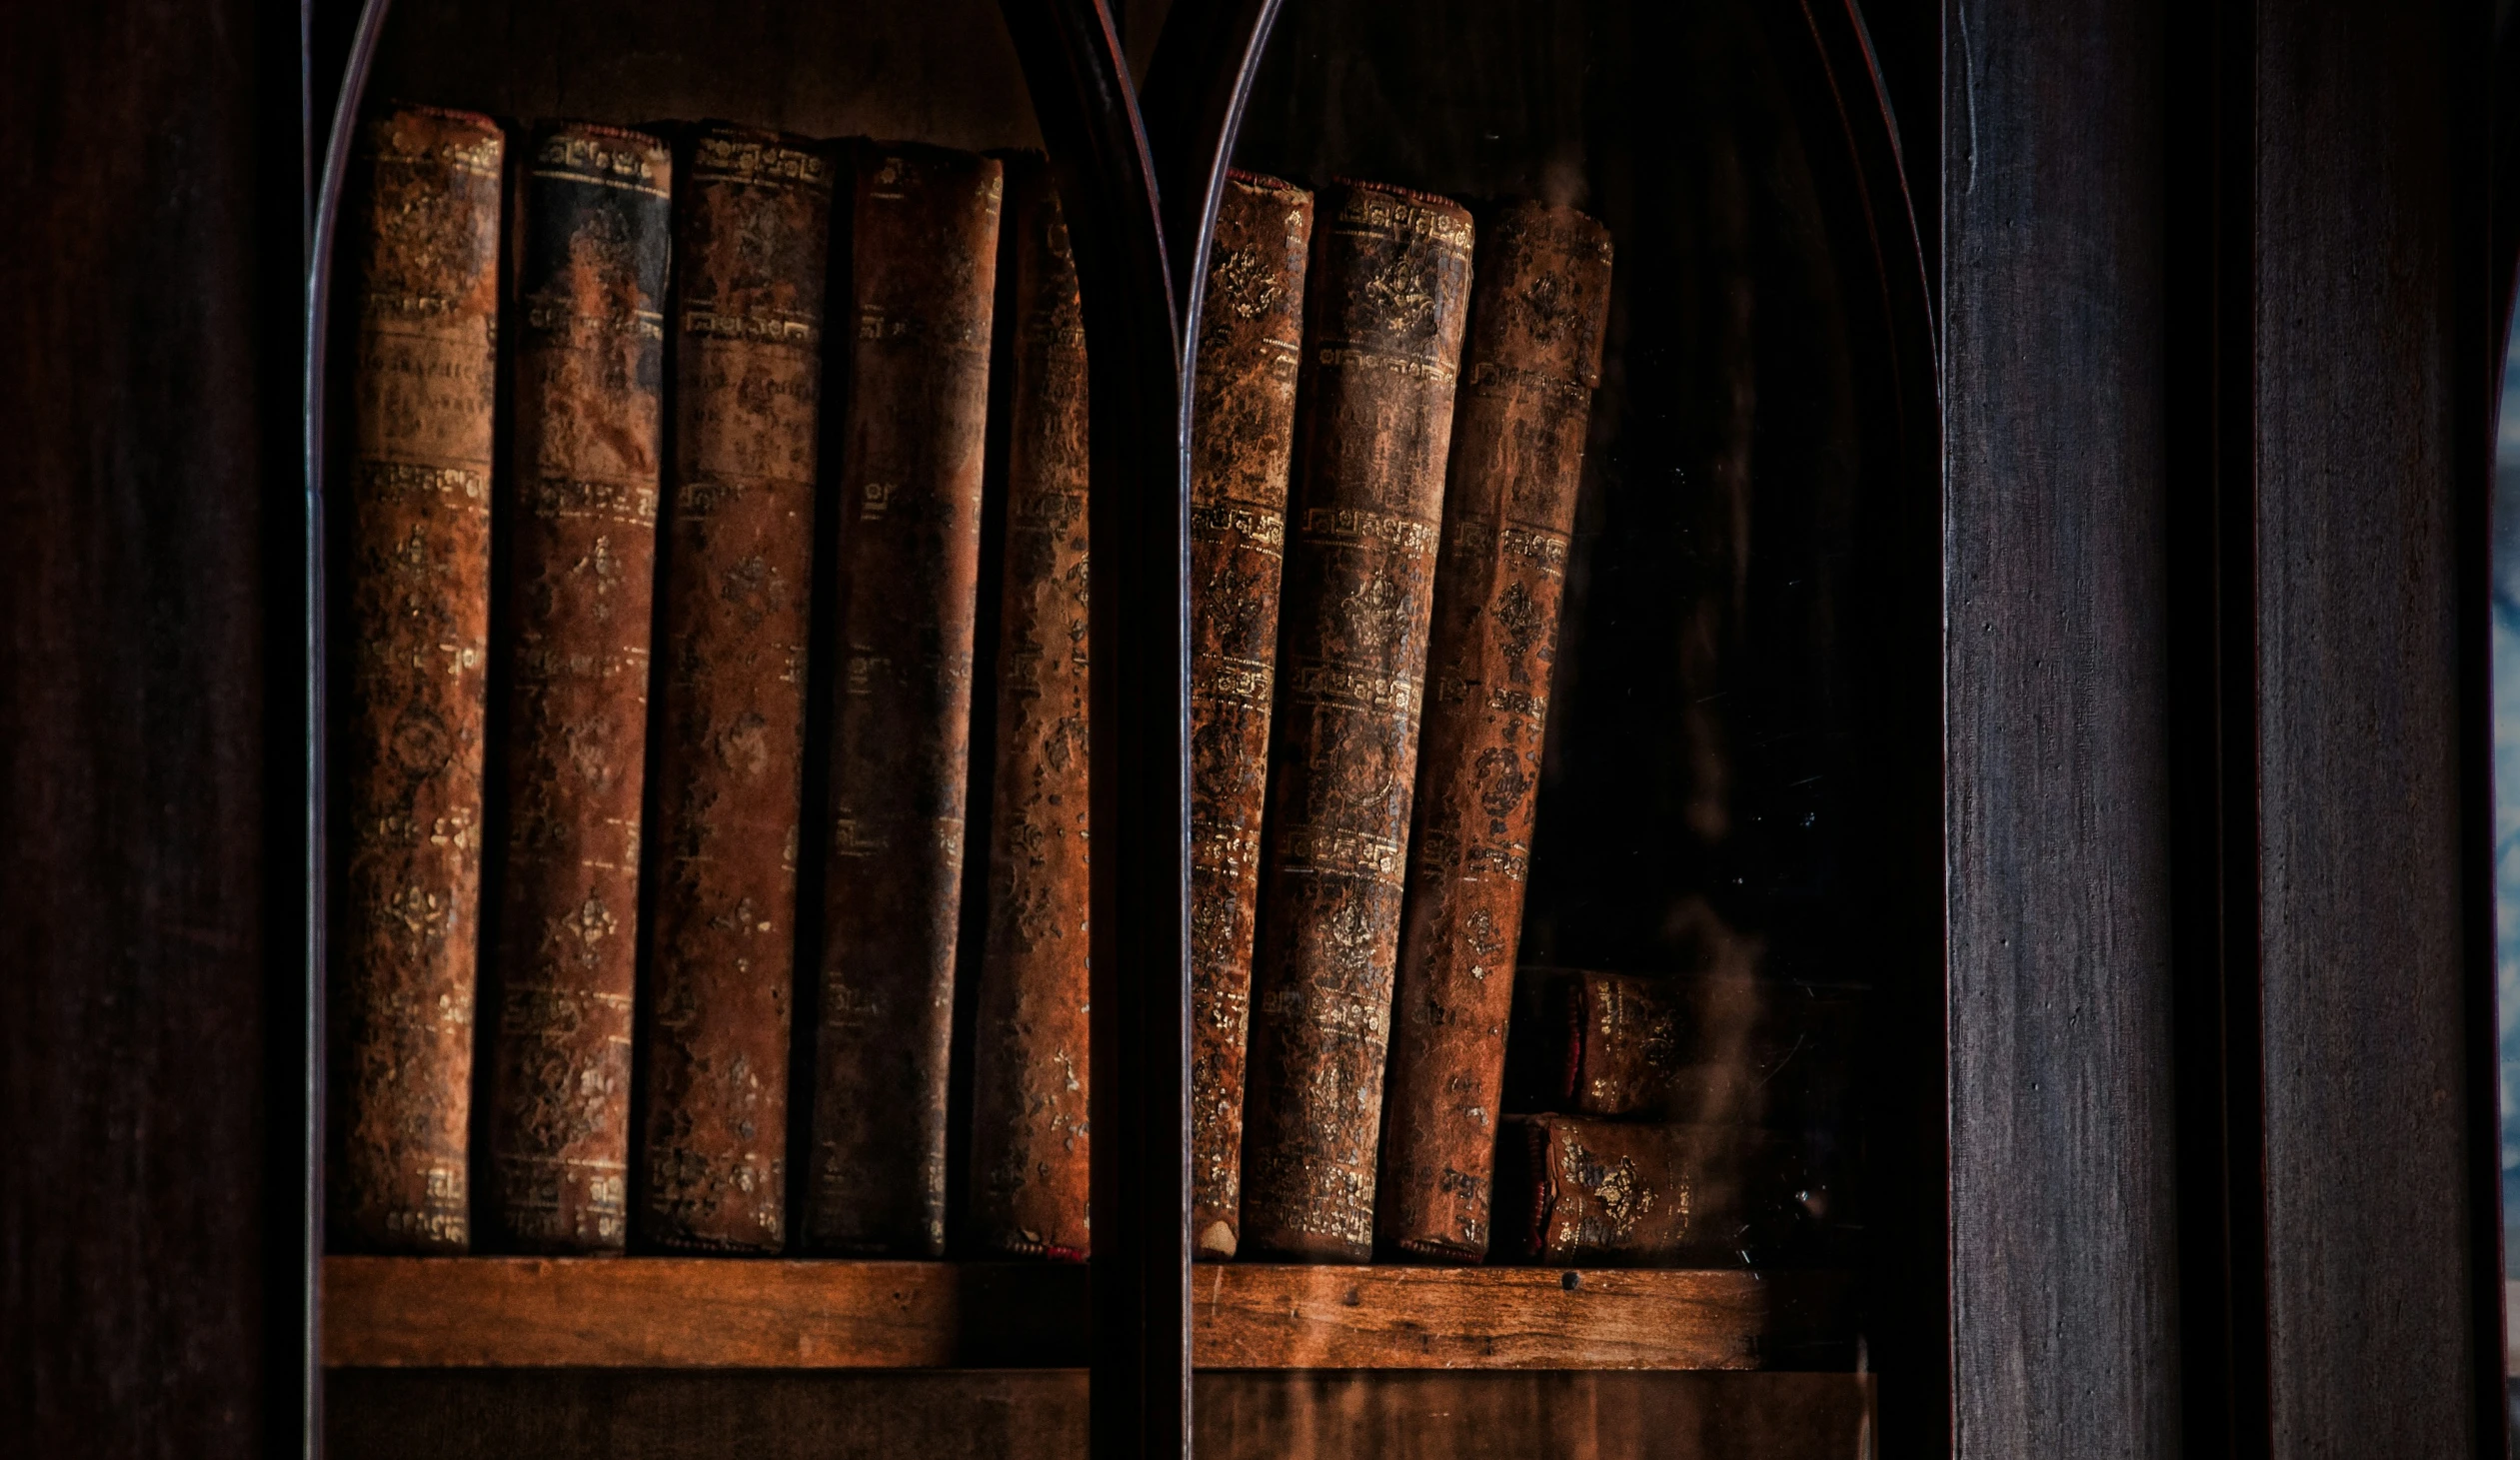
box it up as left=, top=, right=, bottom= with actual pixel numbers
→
left=638, top=124, right=833, bottom=1253
left=1377, top=202, right=1611, bottom=1262
left=1240, top=180, right=1473, bottom=1262
left=966, top=158, right=1092, bottom=1260
left=1187, top=172, right=1313, bottom=1262
left=807, top=143, right=1002, bottom=1256
left=1493, top=1116, right=1790, bottom=1266
left=1515, top=967, right=1859, bottom=1125
left=484, top=121, right=672, bottom=1254
left=331, top=104, right=505, bottom=1254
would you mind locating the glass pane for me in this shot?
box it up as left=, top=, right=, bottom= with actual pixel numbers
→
left=315, top=0, right=1931, bottom=1452
left=1181, top=0, right=1927, bottom=1452
left=319, top=0, right=1103, bottom=1452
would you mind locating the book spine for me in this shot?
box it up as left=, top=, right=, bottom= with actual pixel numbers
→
left=637, top=125, right=833, bottom=1253
left=807, top=144, right=1003, bottom=1256
left=1537, top=967, right=1856, bottom=1123
left=1377, top=202, right=1612, bottom=1262
left=1562, top=969, right=1688, bottom=1115
left=331, top=105, right=505, bottom=1253
left=1187, top=171, right=1314, bottom=1261
left=1240, top=181, right=1474, bottom=1262
left=484, top=122, right=672, bottom=1254
left=967, top=158, right=1092, bottom=1260
left=1493, top=1115, right=1791, bottom=1265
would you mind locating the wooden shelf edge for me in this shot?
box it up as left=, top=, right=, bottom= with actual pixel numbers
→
left=322, top=1256, right=1852, bottom=1372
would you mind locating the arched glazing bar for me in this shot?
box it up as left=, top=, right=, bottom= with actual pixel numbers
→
left=990, top=4, right=1195, bottom=1457
left=303, top=0, right=407, bottom=1451
left=993, top=5, right=1308, bottom=1454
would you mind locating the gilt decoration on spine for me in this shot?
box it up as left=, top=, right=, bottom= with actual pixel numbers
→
left=1240, top=181, right=1473, bottom=1262
left=332, top=105, right=504, bottom=1253
left=638, top=124, right=831, bottom=1253
left=809, top=144, right=1003, bottom=1256
left=1187, top=171, right=1313, bottom=1261
left=1378, top=202, right=1611, bottom=1262
left=967, top=158, right=1093, bottom=1260
left=1493, top=1115, right=1797, bottom=1266
left=485, top=122, right=672, bottom=1254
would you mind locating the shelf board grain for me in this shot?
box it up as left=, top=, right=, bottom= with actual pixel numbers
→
left=323, top=1257, right=1849, bottom=1371
left=1189, top=1261, right=1847, bottom=1370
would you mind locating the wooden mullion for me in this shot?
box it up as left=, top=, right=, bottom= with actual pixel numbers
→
left=990, top=4, right=1191, bottom=1458
left=1941, top=1, right=2184, bottom=1455
left=2242, top=1, right=2502, bottom=1453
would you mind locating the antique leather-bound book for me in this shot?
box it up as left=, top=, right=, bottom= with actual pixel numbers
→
left=1187, top=171, right=1314, bottom=1261
left=1510, top=966, right=1859, bottom=1123
left=1491, top=1115, right=1798, bottom=1265
left=1376, top=202, right=1612, bottom=1262
left=482, top=122, right=672, bottom=1254
left=1239, top=180, right=1474, bottom=1262
left=966, top=157, right=1092, bottom=1259
left=636, top=124, right=832, bottom=1253
left=330, top=104, right=504, bottom=1253
left=808, top=143, right=1003, bottom=1256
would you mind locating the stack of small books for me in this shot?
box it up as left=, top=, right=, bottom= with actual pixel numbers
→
left=328, top=100, right=1826, bottom=1268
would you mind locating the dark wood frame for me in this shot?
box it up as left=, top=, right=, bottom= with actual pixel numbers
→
left=1944, top=1, right=2510, bottom=1456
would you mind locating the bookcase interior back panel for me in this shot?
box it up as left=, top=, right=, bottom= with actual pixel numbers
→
left=365, top=0, right=1046, bottom=148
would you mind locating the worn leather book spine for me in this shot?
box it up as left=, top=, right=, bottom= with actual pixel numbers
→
left=331, top=105, right=505, bottom=1254
left=1524, top=967, right=1857, bottom=1123
left=1377, top=202, right=1612, bottom=1262
left=636, top=124, right=832, bottom=1253
left=1240, top=181, right=1474, bottom=1262
left=483, top=122, right=672, bottom=1254
left=1492, top=1116, right=1792, bottom=1265
left=966, top=158, right=1092, bottom=1260
left=1187, top=171, right=1314, bottom=1261
left=808, top=144, right=1003, bottom=1256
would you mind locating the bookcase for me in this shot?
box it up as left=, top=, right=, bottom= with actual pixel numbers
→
left=3, top=0, right=2501, bottom=1455
left=303, top=0, right=1929, bottom=1453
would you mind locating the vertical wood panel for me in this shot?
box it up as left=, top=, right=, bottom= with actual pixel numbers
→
left=2249, top=0, right=2496, bottom=1452
left=1942, top=0, right=2181, bottom=1454
left=0, top=0, right=286, bottom=1450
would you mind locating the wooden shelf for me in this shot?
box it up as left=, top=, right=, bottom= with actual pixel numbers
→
left=323, top=1257, right=1851, bottom=1372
